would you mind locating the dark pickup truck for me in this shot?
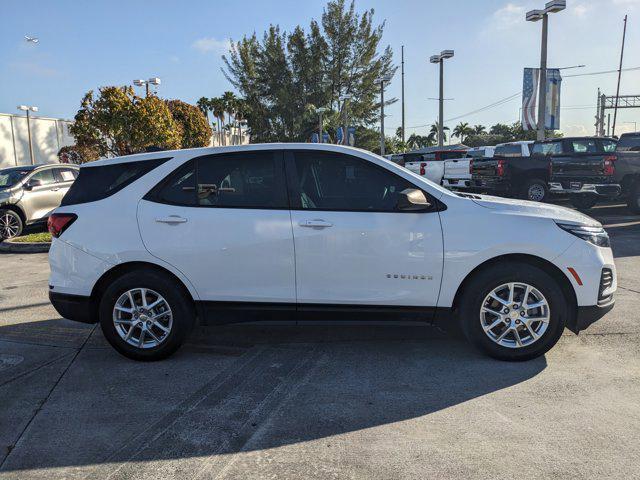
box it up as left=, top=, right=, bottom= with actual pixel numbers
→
left=548, top=134, right=640, bottom=211
left=470, top=141, right=553, bottom=201
left=472, top=136, right=638, bottom=206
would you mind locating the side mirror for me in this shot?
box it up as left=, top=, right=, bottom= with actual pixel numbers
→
left=396, top=188, right=431, bottom=211
left=24, top=179, right=42, bottom=190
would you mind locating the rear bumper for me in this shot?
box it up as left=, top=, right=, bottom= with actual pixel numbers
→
left=471, top=177, right=510, bottom=193
left=443, top=178, right=472, bottom=189
left=569, top=300, right=615, bottom=334
left=549, top=182, right=621, bottom=197
left=49, top=290, right=96, bottom=324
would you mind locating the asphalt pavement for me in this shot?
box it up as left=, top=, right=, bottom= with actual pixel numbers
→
left=0, top=203, right=638, bottom=479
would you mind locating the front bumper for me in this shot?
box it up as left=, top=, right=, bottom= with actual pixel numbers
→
left=549, top=182, right=621, bottom=197
left=569, top=300, right=615, bottom=334
left=49, top=290, right=96, bottom=324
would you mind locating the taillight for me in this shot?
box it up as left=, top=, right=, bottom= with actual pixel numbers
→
left=47, top=213, right=77, bottom=238
left=469, top=159, right=474, bottom=174
left=603, top=155, right=616, bottom=175
left=419, top=163, right=426, bottom=176
left=496, top=159, right=506, bottom=177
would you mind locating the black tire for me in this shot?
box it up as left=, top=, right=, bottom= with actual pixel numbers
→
left=626, top=182, right=640, bottom=214
left=523, top=179, right=548, bottom=202
left=458, top=262, right=568, bottom=361
left=0, top=209, right=24, bottom=239
left=570, top=194, right=598, bottom=210
left=99, top=269, right=195, bottom=361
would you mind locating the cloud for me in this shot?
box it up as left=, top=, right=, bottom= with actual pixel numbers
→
left=490, top=3, right=527, bottom=30
left=191, top=37, right=230, bottom=54
left=572, top=2, right=592, bottom=17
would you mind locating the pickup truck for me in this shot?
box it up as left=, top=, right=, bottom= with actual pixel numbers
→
left=442, top=146, right=495, bottom=190
left=471, top=141, right=550, bottom=200
left=405, top=149, right=467, bottom=185
left=548, top=133, right=640, bottom=211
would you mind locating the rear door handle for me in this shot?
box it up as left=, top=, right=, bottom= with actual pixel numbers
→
left=299, top=219, right=333, bottom=228
left=156, top=216, right=188, bottom=224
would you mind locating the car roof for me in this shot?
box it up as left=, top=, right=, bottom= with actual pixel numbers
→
left=0, top=165, right=39, bottom=173
left=82, top=143, right=383, bottom=168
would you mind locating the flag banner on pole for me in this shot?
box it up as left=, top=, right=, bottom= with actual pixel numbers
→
left=521, top=68, right=562, bottom=131
left=545, top=69, right=562, bottom=130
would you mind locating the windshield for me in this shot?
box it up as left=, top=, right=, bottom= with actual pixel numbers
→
left=0, top=169, right=29, bottom=189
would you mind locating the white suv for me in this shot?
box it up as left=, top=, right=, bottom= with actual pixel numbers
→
left=48, top=144, right=616, bottom=361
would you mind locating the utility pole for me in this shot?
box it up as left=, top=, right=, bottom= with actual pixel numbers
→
left=526, top=1, right=566, bottom=141
left=607, top=114, right=611, bottom=137
left=401, top=45, right=405, bottom=144
left=375, top=76, right=391, bottom=155
left=316, top=107, right=327, bottom=143
left=536, top=13, right=548, bottom=141
left=17, top=105, right=38, bottom=165
left=612, top=15, right=628, bottom=137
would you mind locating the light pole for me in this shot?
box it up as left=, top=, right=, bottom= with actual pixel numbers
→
left=133, top=77, right=161, bottom=97
left=430, top=50, right=454, bottom=147
left=526, top=0, right=566, bottom=141
left=316, top=107, right=327, bottom=143
left=17, top=105, right=38, bottom=165
left=375, top=75, right=392, bottom=155
left=339, top=94, right=352, bottom=145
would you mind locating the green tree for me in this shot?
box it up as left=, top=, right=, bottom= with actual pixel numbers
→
left=473, top=124, right=486, bottom=135
left=453, top=122, right=473, bottom=143
left=166, top=99, right=213, bottom=148
left=429, top=122, right=449, bottom=143
left=70, top=86, right=192, bottom=158
left=223, top=0, right=395, bottom=143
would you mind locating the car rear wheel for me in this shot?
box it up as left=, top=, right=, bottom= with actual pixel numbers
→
left=0, top=209, right=23, bottom=239
left=99, top=270, right=195, bottom=361
left=458, top=262, right=567, bottom=361
left=570, top=194, right=598, bottom=210
left=523, top=179, right=548, bottom=202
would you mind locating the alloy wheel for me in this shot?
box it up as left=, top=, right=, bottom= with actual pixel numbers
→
left=479, top=282, right=550, bottom=349
left=528, top=184, right=545, bottom=202
left=112, top=288, right=173, bottom=349
left=0, top=213, right=20, bottom=239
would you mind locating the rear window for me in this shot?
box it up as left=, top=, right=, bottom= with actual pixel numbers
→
left=494, top=144, right=524, bottom=157
left=466, top=149, right=487, bottom=158
left=571, top=139, right=598, bottom=154
left=60, top=158, right=170, bottom=206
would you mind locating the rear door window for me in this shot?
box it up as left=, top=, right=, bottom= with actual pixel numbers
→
left=601, top=139, right=618, bottom=153
left=61, top=158, right=170, bottom=206
left=53, top=168, right=78, bottom=182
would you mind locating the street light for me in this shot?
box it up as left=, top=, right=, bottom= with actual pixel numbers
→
left=339, top=94, right=352, bottom=145
left=316, top=107, right=328, bottom=143
left=375, top=75, right=392, bottom=155
left=133, top=77, right=161, bottom=97
left=17, top=105, right=38, bottom=165
left=526, top=0, right=566, bottom=141
left=429, top=49, right=454, bottom=147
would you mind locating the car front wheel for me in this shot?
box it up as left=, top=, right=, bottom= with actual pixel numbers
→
left=0, top=209, right=23, bottom=239
left=99, top=269, right=195, bottom=361
left=458, top=262, right=567, bottom=361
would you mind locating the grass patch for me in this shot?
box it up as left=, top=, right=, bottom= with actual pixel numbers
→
left=11, top=232, right=52, bottom=243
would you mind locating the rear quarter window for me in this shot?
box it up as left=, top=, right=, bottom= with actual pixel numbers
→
left=60, top=158, right=170, bottom=206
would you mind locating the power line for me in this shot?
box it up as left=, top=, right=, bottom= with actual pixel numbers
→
left=564, top=66, right=640, bottom=77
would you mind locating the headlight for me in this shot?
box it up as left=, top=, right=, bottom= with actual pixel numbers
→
left=556, top=222, right=610, bottom=247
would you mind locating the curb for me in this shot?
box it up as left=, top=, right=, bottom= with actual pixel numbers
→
left=0, top=240, right=51, bottom=254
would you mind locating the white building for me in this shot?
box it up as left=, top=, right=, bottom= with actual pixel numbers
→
left=0, top=112, right=75, bottom=168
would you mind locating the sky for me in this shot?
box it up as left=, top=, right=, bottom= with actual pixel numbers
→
left=1, top=0, right=639, bottom=138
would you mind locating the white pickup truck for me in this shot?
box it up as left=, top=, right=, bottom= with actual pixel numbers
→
left=442, top=146, right=495, bottom=190
left=404, top=149, right=467, bottom=185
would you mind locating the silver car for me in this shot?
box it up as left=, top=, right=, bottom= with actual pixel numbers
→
left=0, top=164, right=79, bottom=239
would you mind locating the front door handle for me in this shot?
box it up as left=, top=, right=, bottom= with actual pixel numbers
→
left=299, top=219, right=333, bottom=228
left=156, top=215, right=188, bottom=224
left=50, top=187, right=60, bottom=192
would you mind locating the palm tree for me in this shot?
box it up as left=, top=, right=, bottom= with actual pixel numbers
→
left=210, top=97, right=226, bottom=145
left=473, top=124, right=486, bottom=135
left=221, top=91, right=237, bottom=125
left=453, top=122, right=473, bottom=143
left=196, top=97, right=210, bottom=120
left=429, top=122, right=449, bottom=143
